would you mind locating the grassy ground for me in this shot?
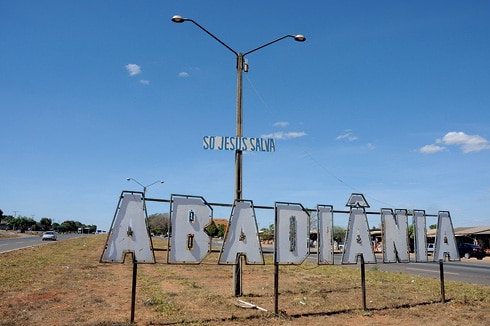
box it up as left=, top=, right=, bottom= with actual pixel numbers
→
left=0, top=234, right=489, bottom=325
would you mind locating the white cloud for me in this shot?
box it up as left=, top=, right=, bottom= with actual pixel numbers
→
left=419, top=144, right=446, bottom=154
left=441, top=131, right=490, bottom=153
left=336, top=130, right=358, bottom=142
left=261, top=131, right=307, bottom=140
left=139, top=79, right=149, bottom=85
left=274, top=121, right=289, bottom=128
left=420, top=131, right=490, bottom=154
left=125, top=64, right=141, bottom=76
left=179, top=71, right=189, bottom=78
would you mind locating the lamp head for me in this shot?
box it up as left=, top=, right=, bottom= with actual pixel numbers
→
left=126, top=178, right=131, bottom=181
left=294, top=34, right=306, bottom=42
left=172, top=15, right=185, bottom=23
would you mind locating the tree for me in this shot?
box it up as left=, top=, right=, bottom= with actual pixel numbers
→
left=204, top=220, right=219, bottom=237
left=147, top=213, right=169, bottom=236
left=11, top=216, right=36, bottom=231
left=59, top=220, right=80, bottom=232
left=260, top=224, right=275, bottom=241
left=39, top=217, right=52, bottom=230
left=217, top=224, right=225, bottom=238
left=332, top=226, right=347, bottom=243
left=408, top=224, right=414, bottom=240
left=0, top=209, right=3, bottom=223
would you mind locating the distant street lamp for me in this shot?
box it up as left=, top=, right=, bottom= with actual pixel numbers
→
left=126, top=178, right=164, bottom=198
left=172, top=15, right=305, bottom=201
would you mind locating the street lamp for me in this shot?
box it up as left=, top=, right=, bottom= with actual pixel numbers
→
left=126, top=178, right=164, bottom=197
left=172, top=15, right=306, bottom=297
left=172, top=15, right=305, bottom=201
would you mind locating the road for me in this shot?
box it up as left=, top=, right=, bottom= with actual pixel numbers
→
left=0, top=233, right=85, bottom=253
left=262, top=246, right=490, bottom=286
left=372, top=256, right=490, bottom=285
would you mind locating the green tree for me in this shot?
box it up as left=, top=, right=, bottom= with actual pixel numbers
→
left=332, top=226, right=347, bottom=242
left=408, top=224, right=414, bottom=240
left=204, top=220, right=219, bottom=237
left=11, top=216, right=36, bottom=231
left=52, top=222, right=60, bottom=232
left=217, top=224, right=225, bottom=238
left=39, top=217, right=52, bottom=230
left=147, top=213, right=169, bottom=236
left=0, top=209, right=3, bottom=224
left=60, top=220, right=80, bottom=232
left=260, top=224, right=275, bottom=241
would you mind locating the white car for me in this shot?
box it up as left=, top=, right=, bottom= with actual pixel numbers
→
left=42, top=231, right=57, bottom=241
left=427, top=243, right=434, bottom=255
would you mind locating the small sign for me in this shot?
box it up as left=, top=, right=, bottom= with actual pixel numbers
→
left=202, top=136, right=275, bottom=152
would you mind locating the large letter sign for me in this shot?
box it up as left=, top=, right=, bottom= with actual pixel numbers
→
left=100, top=191, right=155, bottom=263
left=381, top=209, right=410, bottom=263
left=219, top=200, right=264, bottom=264
left=168, top=195, right=213, bottom=264
left=434, top=211, right=459, bottom=261
left=413, top=210, right=428, bottom=262
left=342, top=194, right=376, bottom=264
left=275, top=202, right=310, bottom=264
left=317, top=205, right=334, bottom=265
left=102, top=192, right=460, bottom=266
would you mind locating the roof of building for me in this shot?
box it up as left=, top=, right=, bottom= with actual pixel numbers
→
left=454, top=226, right=490, bottom=236
left=427, top=226, right=490, bottom=237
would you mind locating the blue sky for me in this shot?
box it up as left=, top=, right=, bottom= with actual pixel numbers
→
left=2, top=1, right=490, bottom=231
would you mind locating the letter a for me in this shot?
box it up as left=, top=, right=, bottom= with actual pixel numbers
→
left=219, top=200, right=264, bottom=264
left=342, top=194, right=376, bottom=264
left=100, top=191, right=155, bottom=263
left=434, top=211, right=459, bottom=261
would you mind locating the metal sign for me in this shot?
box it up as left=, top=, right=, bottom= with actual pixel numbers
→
left=202, top=135, right=276, bottom=152
left=434, top=211, right=459, bottom=261
left=168, top=195, right=213, bottom=264
left=101, top=192, right=460, bottom=265
left=219, top=200, right=264, bottom=264
left=274, top=202, right=310, bottom=265
left=317, top=205, right=334, bottom=265
left=413, top=210, right=428, bottom=262
left=381, top=209, right=410, bottom=263
left=100, top=191, right=155, bottom=263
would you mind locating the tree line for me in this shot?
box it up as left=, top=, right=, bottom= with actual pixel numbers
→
left=0, top=209, right=96, bottom=233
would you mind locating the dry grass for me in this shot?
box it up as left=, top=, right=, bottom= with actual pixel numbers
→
left=0, top=235, right=489, bottom=325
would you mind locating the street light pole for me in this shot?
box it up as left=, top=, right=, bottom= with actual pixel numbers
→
left=172, top=15, right=305, bottom=201
left=126, top=178, right=164, bottom=198
left=172, top=15, right=305, bottom=297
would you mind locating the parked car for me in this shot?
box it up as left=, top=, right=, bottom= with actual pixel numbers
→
left=338, top=242, right=345, bottom=252
left=427, top=243, right=435, bottom=255
left=458, top=243, right=485, bottom=260
left=42, top=231, right=57, bottom=241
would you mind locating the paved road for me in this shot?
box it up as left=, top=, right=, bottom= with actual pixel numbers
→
left=372, top=256, right=490, bottom=285
left=0, top=233, right=85, bottom=253
left=262, top=246, right=490, bottom=286
left=309, top=252, right=490, bottom=286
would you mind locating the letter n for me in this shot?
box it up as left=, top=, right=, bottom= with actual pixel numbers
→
left=381, top=209, right=410, bottom=263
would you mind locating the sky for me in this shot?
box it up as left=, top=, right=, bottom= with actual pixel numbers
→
left=1, top=1, right=490, bottom=232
